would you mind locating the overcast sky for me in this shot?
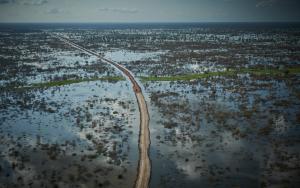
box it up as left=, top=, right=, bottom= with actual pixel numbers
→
left=0, top=0, right=299, bottom=22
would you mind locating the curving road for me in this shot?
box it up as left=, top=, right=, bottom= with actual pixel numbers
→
left=54, top=34, right=151, bottom=188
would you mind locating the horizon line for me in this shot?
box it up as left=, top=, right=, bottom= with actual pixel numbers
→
left=0, top=21, right=300, bottom=24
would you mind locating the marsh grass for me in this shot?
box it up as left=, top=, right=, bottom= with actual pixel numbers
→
left=23, top=76, right=125, bottom=89
left=140, top=67, right=300, bottom=81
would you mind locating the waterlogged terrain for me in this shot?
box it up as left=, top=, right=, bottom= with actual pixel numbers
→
left=0, top=31, right=138, bottom=188
left=0, top=23, right=300, bottom=188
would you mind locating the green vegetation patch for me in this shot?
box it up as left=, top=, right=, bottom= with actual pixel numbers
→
left=24, top=76, right=125, bottom=89
left=140, top=71, right=236, bottom=81
left=140, top=67, right=300, bottom=82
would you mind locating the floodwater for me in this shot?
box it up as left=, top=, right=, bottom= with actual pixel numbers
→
left=1, top=23, right=300, bottom=188
left=0, top=81, right=140, bottom=188
left=104, top=50, right=164, bottom=62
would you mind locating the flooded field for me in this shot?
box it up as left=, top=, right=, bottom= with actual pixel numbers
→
left=0, top=23, right=300, bottom=188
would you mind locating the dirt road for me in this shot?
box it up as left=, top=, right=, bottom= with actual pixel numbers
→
left=54, top=35, right=151, bottom=188
left=134, top=92, right=150, bottom=188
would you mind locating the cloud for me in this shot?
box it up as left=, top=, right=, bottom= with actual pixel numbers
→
left=0, top=0, right=14, bottom=4
left=256, top=0, right=278, bottom=7
left=0, top=0, right=48, bottom=5
left=98, top=7, right=139, bottom=14
left=46, top=8, right=62, bottom=14
left=22, top=0, right=48, bottom=6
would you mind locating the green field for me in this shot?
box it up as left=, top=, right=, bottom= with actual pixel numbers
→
left=140, top=67, right=300, bottom=81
